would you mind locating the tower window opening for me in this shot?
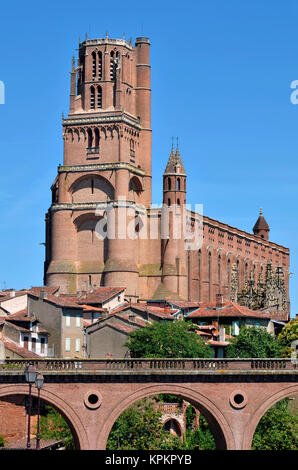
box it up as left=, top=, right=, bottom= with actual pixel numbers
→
left=98, top=51, right=102, bottom=80
left=94, top=128, right=100, bottom=148
left=97, top=86, right=102, bottom=108
left=177, top=198, right=180, bottom=206
left=116, top=51, right=120, bottom=68
left=92, top=52, right=96, bottom=80
left=90, top=86, right=95, bottom=109
left=87, top=128, right=93, bottom=148
left=168, top=198, right=171, bottom=207
left=130, top=139, right=135, bottom=158
left=110, top=51, right=115, bottom=80
left=168, top=177, right=171, bottom=190
left=91, top=179, right=94, bottom=194
left=177, top=178, right=180, bottom=190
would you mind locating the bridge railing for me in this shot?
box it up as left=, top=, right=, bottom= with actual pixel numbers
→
left=0, top=358, right=296, bottom=372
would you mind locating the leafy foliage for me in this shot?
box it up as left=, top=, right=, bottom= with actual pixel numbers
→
left=0, top=434, right=6, bottom=447
left=107, top=397, right=216, bottom=451
left=39, top=405, right=75, bottom=449
left=277, top=319, right=298, bottom=358
left=226, top=326, right=282, bottom=358
left=252, top=399, right=298, bottom=450
left=106, top=398, right=182, bottom=450
left=124, top=320, right=213, bottom=358
left=183, top=408, right=216, bottom=450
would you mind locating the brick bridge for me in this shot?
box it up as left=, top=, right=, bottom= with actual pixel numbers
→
left=0, top=358, right=297, bottom=450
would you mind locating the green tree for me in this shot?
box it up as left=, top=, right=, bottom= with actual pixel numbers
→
left=277, top=319, right=298, bottom=358
left=39, top=405, right=75, bottom=450
left=124, top=320, right=213, bottom=358
left=183, top=409, right=216, bottom=450
left=226, top=326, right=282, bottom=358
left=106, top=398, right=182, bottom=450
left=252, top=399, right=298, bottom=450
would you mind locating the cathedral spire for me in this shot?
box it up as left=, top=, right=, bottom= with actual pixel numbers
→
left=164, top=140, right=186, bottom=175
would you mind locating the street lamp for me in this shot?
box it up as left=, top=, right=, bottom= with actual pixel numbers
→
left=24, top=363, right=37, bottom=449
left=35, top=373, right=44, bottom=450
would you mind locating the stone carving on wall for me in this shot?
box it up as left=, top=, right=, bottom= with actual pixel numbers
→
left=233, top=261, right=287, bottom=312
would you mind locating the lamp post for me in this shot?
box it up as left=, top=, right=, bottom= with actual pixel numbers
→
left=35, top=373, right=44, bottom=450
left=24, top=363, right=37, bottom=449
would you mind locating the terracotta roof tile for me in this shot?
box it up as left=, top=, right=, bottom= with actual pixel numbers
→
left=187, top=301, right=271, bottom=320
left=76, top=287, right=125, bottom=305
left=0, top=337, right=41, bottom=358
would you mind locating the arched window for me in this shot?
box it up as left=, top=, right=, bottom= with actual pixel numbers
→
left=177, top=178, right=180, bottom=190
left=130, top=139, right=135, bottom=159
left=87, top=128, right=93, bottom=148
left=227, top=259, right=231, bottom=292
left=97, top=86, right=102, bottom=108
left=110, top=51, right=115, bottom=80
left=208, top=252, right=212, bottom=301
left=92, top=52, right=96, bottom=79
left=98, top=51, right=102, bottom=80
left=198, top=249, right=201, bottom=301
left=116, top=51, right=120, bottom=68
left=168, top=177, right=171, bottom=190
left=177, top=198, right=180, bottom=206
left=94, top=128, right=100, bottom=148
left=168, top=198, right=171, bottom=207
left=90, top=86, right=95, bottom=109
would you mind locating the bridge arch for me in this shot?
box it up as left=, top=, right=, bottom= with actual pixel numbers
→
left=0, top=384, right=88, bottom=450
left=97, top=383, right=234, bottom=450
left=244, top=384, right=298, bottom=450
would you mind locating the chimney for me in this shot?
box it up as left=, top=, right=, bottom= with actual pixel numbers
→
left=219, top=326, right=225, bottom=343
left=40, top=289, right=47, bottom=300
left=128, top=313, right=136, bottom=322
left=216, top=293, right=223, bottom=308
left=9, top=290, right=16, bottom=298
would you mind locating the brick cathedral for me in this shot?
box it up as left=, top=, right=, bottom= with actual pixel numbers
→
left=43, top=35, right=290, bottom=314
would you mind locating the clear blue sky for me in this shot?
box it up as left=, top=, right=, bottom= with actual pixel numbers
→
left=0, top=0, right=297, bottom=317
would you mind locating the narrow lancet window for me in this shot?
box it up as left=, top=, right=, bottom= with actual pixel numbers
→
left=92, top=52, right=96, bottom=80
left=97, top=86, right=102, bottom=108
left=98, top=52, right=102, bottom=80
left=90, top=86, right=95, bottom=109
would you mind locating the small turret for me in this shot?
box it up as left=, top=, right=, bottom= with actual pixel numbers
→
left=253, top=208, right=270, bottom=240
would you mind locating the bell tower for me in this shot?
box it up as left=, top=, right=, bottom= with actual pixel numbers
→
left=44, top=35, right=152, bottom=297
left=160, top=144, right=188, bottom=299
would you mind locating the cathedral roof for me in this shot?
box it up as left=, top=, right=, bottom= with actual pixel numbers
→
left=253, top=208, right=270, bottom=233
left=164, top=146, right=186, bottom=175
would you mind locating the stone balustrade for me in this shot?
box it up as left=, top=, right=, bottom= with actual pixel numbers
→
left=0, top=358, right=296, bottom=373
